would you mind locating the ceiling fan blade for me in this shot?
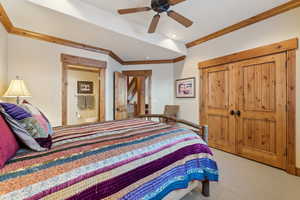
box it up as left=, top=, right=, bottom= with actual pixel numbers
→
left=167, top=10, right=193, bottom=27
left=148, top=14, right=160, bottom=33
left=118, top=7, right=151, bottom=15
left=168, top=0, right=187, bottom=6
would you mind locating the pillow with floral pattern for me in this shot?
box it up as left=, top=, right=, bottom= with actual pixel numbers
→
left=21, top=100, right=54, bottom=135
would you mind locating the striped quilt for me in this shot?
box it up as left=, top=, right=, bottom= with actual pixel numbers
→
left=0, top=119, right=218, bottom=200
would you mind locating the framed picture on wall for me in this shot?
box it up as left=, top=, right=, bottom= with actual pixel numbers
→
left=175, top=77, right=196, bottom=98
left=77, top=81, right=94, bottom=94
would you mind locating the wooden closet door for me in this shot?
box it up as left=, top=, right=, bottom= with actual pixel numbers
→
left=201, top=65, right=236, bottom=153
left=235, top=53, right=287, bottom=169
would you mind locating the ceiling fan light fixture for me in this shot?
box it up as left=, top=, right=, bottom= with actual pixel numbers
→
left=151, top=0, right=170, bottom=13
left=117, top=0, right=193, bottom=33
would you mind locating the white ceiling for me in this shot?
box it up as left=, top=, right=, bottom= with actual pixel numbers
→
left=81, top=0, right=289, bottom=42
left=3, top=0, right=185, bottom=61
left=2, top=0, right=291, bottom=61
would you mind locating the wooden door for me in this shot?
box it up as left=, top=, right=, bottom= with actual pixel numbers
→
left=201, top=65, right=237, bottom=153
left=136, top=76, right=146, bottom=115
left=114, top=72, right=128, bottom=120
left=235, top=53, right=287, bottom=169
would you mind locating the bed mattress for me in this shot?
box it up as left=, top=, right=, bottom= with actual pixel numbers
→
left=0, top=119, right=218, bottom=200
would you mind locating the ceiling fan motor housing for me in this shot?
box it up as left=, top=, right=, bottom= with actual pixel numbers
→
left=151, top=0, right=170, bottom=13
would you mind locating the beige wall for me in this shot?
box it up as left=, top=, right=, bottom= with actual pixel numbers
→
left=7, top=34, right=122, bottom=126
left=6, top=34, right=175, bottom=125
left=67, top=70, right=100, bottom=125
left=0, top=23, right=8, bottom=99
left=174, top=8, right=300, bottom=167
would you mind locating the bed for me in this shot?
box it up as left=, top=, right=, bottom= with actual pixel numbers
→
left=0, top=118, right=218, bottom=200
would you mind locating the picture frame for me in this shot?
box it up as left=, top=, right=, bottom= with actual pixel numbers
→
left=77, top=81, right=94, bottom=94
left=175, top=77, right=196, bottom=98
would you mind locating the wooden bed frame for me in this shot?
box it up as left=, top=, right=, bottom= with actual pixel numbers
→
left=137, top=114, right=210, bottom=197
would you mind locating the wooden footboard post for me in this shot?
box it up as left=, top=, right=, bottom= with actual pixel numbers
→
left=203, top=125, right=208, bottom=143
left=202, top=180, right=210, bottom=197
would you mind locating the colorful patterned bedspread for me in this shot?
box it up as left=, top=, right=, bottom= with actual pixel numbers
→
left=0, top=119, right=218, bottom=200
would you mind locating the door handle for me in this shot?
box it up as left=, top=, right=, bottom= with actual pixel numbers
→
left=116, top=107, right=127, bottom=112
left=229, top=110, right=241, bottom=116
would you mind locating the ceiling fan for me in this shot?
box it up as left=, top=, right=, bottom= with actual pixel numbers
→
left=118, top=0, right=193, bottom=33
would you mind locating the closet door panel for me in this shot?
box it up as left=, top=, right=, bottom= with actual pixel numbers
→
left=236, top=53, right=287, bottom=169
left=201, top=65, right=236, bottom=153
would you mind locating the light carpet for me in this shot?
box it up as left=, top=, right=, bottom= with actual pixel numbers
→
left=182, top=149, right=300, bottom=200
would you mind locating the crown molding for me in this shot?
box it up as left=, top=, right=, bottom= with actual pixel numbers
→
left=123, top=59, right=174, bottom=65
left=123, top=56, right=186, bottom=65
left=0, top=3, right=12, bottom=32
left=198, top=38, right=298, bottom=69
left=0, top=4, right=184, bottom=65
left=11, top=27, right=113, bottom=55
left=172, top=56, right=186, bottom=63
left=186, top=0, right=300, bottom=48
left=0, top=4, right=125, bottom=64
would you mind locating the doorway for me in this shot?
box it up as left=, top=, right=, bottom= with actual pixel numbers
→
left=61, top=54, right=106, bottom=126
left=114, top=70, right=152, bottom=120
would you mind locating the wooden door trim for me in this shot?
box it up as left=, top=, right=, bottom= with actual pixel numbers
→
left=199, top=43, right=298, bottom=175
left=61, top=54, right=107, bottom=69
left=122, top=70, right=152, bottom=77
left=198, top=38, right=298, bottom=69
left=136, top=77, right=146, bottom=115
left=297, top=168, right=300, bottom=176
left=62, top=64, right=68, bottom=126
left=61, top=54, right=106, bottom=126
left=114, top=72, right=128, bottom=120
left=286, top=50, right=297, bottom=175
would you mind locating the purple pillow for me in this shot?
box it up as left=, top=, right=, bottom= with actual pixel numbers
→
left=0, top=103, right=31, bottom=120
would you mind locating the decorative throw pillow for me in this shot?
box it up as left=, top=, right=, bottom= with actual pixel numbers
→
left=21, top=100, right=54, bottom=135
left=0, top=103, right=52, bottom=150
left=0, top=109, right=47, bottom=152
left=0, top=113, right=20, bottom=168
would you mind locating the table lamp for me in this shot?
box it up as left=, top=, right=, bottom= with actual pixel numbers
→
left=3, top=76, right=31, bottom=104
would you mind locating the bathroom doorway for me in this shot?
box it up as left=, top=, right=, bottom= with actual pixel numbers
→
left=61, top=54, right=106, bottom=126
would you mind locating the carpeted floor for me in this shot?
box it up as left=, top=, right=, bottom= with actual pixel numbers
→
left=181, top=149, right=300, bottom=200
